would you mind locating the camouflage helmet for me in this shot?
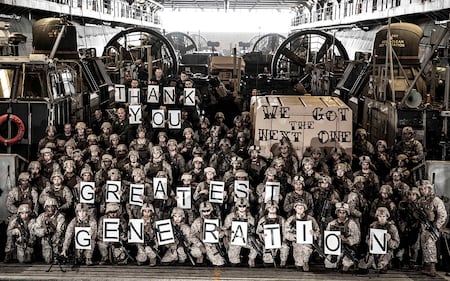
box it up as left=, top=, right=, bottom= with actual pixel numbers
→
left=355, top=128, right=367, bottom=137
left=353, top=175, right=366, bottom=184
left=219, top=138, right=231, bottom=147
left=87, top=134, right=98, bottom=142
left=376, top=140, right=387, bottom=148
left=64, top=139, right=76, bottom=149
left=402, top=126, right=414, bottom=135
left=265, top=167, right=277, bottom=177
left=192, top=156, right=204, bottom=164
left=72, top=149, right=82, bottom=158
left=272, top=157, right=285, bottom=167
left=396, top=154, right=408, bottom=162
left=318, top=175, right=332, bottom=184
left=379, top=184, right=393, bottom=195
left=335, top=163, right=349, bottom=173
left=183, top=127, right=194, bottom=136
left=302, top=157, right=314, bottom=166
left=17, top=204, right=31, bottom=214
left=293, top=200, right=308, bottom=210
left=408, top=187, right=420, bottom=197
left=45, top=142, right=56, bottom=150
left=109, top=134, right=119, bottom=142
left=204, top=167, right=216, bottom=175
left=141, top=203, right=154, bottom=213
left=359, top=155, right=372, bottom=165
left=231, top=156, right=243, bottom=165
left=375, top=207, right=390, bottom=218
left=40, top=147, right=53, bottom=155
left=131, top=168, right=145, bottom=178
left=235, top=169, right=248, bottom=178
left=75, top=122, right=87, bottom=130
left=248, top=145, right=261, bottom=154
left=167, top=139, right=178, bottom=146
left=50, top=171, right=64, bottom=181
left=192, top=146, right=204, bottom=156
left=128, top=150, right=140, bottom=159
left=80, top=167, right=93, bottom=177
left=63, top=159, right=76, bottom=170
left=157, top=131, right=168, bottom=140
left=75, top=203, right=89, bottom=213
left=199, top=201, right=213, bottom=212
left=28, top=161, right=41, bottom=170
left=335, top=202, right=350, bottom=215
left=181, top=173, right=192, bottom=181
left=18, top=172, right=30, bottom=182
left=233, top=115, right=242, bottom=124
left=101, top=122, right=112, bottom=130
left=199, top=116, right=210, bottom=126
left=108, top=168, right=120, bottom=178
left=116, top=144, right=128, bottom=153
left=102, top=154, right=113, bottom=162
left=44, top=197, right=59, bottom=208
left=136, top=125, right=146, bottom=133
left=171, top=207, right=185, bottom=218
left=152, top=145, right=163, bottom=154
left=235, top=197, right=249, bottom=208
left=292, top=175, right=305, bottom=184
left=215, top=112, right=225, bottom=120
left=265, top=200, right=279, bottom=210
left=311, top=147, right=322, bottom=155
left=105, top=203, right=120, bottom=214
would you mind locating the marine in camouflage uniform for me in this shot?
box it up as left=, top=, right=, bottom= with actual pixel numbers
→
left=190, top=201, right=226, bottom=266
left=39, top=171, right=74, bottom=215
left=121, top=150, right=143, bottom=182
left=161, top=207, right=202, bottom=265
left=135, top=203, right=159, bottom=266
left=353, top=156, right=380, bottom=203
left=283, top=176, right=314, bottom=217
left=285, top=201, right=320, bottom=271
left=72, top=167, right=100, bottom=218
left=242, top=145, right=268, bottom=187
left=61, top=203, right=97, bottom=265
left=144, top=145, right=173, bottom=186
left=297, top=157, right=320, bottom=193
left=126, top=168, right=154, bottom=219
left=417, top=181, right=448, bottom=277
left=62, top=160, right=80, bottom=191
left=39, top=147, right=61, bottom=180
left=256, top=200, right=289, bottom=267
left=324, top=202, right=361, bottom=272
left=94, top=154, right=115, bottom=188
left=209, top=138, right=236, bottom=179
left=33, top=198, right=67, bottom=264
left=358, top=207, right=400, bottom=273
left=4, top=204, right=36, bottom=263
left=28, top=160, right=50, bottom=194
left=392, top=126, right=424, bottom=169
left=97, top=203, right=129, bottom=265
left=223, top=198, right=259, bottom=267
left=6, top=172, right=39, bottom=217
left=312, top=175, right=340, bottom=232
left=128, top=125, right=152, bottom=164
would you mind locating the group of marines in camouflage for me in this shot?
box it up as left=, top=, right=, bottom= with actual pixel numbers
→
left=3, top=109, right=449, bottom=276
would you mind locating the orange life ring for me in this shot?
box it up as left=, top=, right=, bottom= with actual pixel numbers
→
left=0, top=114, right=25, bottom=145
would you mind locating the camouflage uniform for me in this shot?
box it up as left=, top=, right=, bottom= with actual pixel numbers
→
left=325, top=202, right=361, bottom=271
left=285, top=201, right=320, bottom=271
left=393, top=126, right=424, bottom=169
left=242, top=145, right=268, bottom=187
left=161, top=207, right=202, bottom=264
left=135, top=203, right=159, bottom=266
left=417, top=182, right=448, bottom=276
left=223, top=198, right=258, bottom=267
left=126, top=168, right=154, bottom=219
left=39, top=171, right=74, bottom=215
left=297, top=157, right=320, bottom=193
left=128, top=125, right=152, bottom=164
left=312, top=175, right=340, bottom=231
left=283, top=176, right=314, bottom=217
left=4, top=204, right=36, bottom=263
left=61, top=203, right=97, bottom=265
left=28, top=160, right=50, bottom=194
left=209, top=138, right=236, bottom=179
left=39, top=147, right=61, bottom=180
left=358, top=207, right=400, bottom=273
left=6, top=172, right=39, bottom=217
left=190, top=201, right=226, bottom=266
left=33, top=198, right=66, bottom=264
left=97, top=203, right=129, bottom=265
left=94, top=154, right=115, bottom=188
left=256, top=201, right=289, bottom=267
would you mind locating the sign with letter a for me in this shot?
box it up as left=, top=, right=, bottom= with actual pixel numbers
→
left=231, top=221, right=248, bottom=246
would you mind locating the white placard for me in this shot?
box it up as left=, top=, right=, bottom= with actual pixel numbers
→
left=209, top=181, right=224, bottom=204
left=183, top=88, right=196, bottom=106
left=324, top=230, right=341, bottom=255
left=369, top=228, right=387, bottom=254
left=129, top=105, right=142, bottom=125
left=203, top=219, right=219, bottom=243
left=296, top=220, right=313, bottom=244
left=176, top=186, right=192, bottom=209
left=263, top=223, right=281, bottom=249
left=264, top=181, right=280, bottom=203
left=128, top=219, right=144, bottom=243
left=103, top=218, right=120, bottom=242
left=129, top=184, right=144, bottom=206
left=234, top=180, right=250, bottom=200
left=163, top=87, right=176, bottom=105
left=156, top=219, right=175, bottom=245
left=168, top=110, right=181, bottom=129
left=153, top=177, right=167, bottom=200
left=75, top=227, right=92, bottom=250
left=80, top=181, right=95, bottom=204
left=114, top=84, right=126, bottom=102
left=231, top=221, right=248, bottom=246
left=106, top=181, right=121, bottom=203
left=128, top=88, right=141, bottom=105
left=146, top=85, right=160, bottom=103
left=152, top=109, right=165, bottom=128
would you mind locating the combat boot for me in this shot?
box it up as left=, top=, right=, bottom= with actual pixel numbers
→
left=196, top=256, right=204, bottom=265
left=85, top=258, right=93, bottom=266
left=421, top=263, right=430, bottom=275
left=427, top=263, right=437, bottom=277
left=248, top=258, right=255, bottom=268
left=280, top=260, right=286, bottom=268
left=149, top=257, right=157, bottom=267
left=302, top=263, right=309, bottom=272
left=99, top=257, right=109, bottom=265
left=3, top=252, right=12, bottom=263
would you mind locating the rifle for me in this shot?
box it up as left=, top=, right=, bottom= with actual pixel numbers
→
left=45, top=223, right=66, bottom=273
left=173, top=225, right=195, bottom=266
left=319, top=190, right=332, bottom=230
left=17, top=217, right=30, bottom=251
left=248, top=225, right=264, bottom=257
left=410, top=201, right=440, bottom=241
left=144, top=233, right=162, bottom=261
left=269, top=248, right=278, bottom=268
left=311, top=241, right=326, bottom=260
left=341, top=244, right=359, bottom=267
